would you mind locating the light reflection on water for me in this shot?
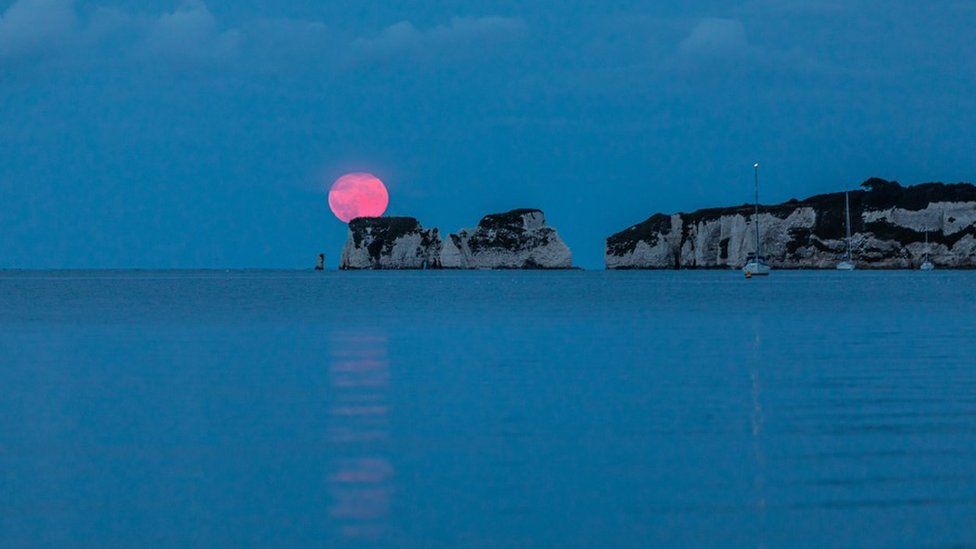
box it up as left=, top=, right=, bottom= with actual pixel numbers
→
left=748, top=331, right=767, bottom=548
left=327, top=332, right=393, bottom=542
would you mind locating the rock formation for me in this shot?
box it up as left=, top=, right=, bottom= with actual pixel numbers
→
left=338, top=209, right=573, bottom=269
left=442, top=209, right=573, bottom=269
left=605, top=178, right=976, bottom=269
left=340, top=217, right=442, bottom=270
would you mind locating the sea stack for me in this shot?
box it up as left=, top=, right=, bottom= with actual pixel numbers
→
left=442, top=209, right=573, bottom=269
left=605, top=178, right=976, bottom=269
left=340, top=217, right=442, bottom=270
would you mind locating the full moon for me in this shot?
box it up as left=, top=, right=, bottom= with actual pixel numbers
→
left=328, top=173, right=389, bottom=223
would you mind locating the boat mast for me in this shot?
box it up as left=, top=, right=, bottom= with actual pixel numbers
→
left=844, top=191, right=852, bottom=260
left=754, top=163, right=761, bottom=258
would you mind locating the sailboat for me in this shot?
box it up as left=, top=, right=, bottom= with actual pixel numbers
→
left=836, top=191, right=855, bottom=271
left=920, top=231, right=935, bottom=271
left=743, top=163, right=771, bottom=277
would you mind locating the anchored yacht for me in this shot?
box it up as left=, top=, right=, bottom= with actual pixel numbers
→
left=743, top=163, right=771, bottom=277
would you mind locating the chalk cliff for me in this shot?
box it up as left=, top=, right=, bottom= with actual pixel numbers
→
left=339, top=209, right=573, bottom=269
left=442, top=209, right=573, bottom=269
left=340, top=217, right=442, bottom=270
left=605, top=178, right=976, bottom=269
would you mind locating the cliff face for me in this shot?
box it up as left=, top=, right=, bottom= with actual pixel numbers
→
left=442, top=209, right=573, bottom=269
left=605, top=178, right=976, bottom=269
left=339, top=209, right=573, bottom=269
left=340, top=217, right=442, bottom=270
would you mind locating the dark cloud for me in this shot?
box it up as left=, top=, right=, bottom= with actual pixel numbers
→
left=349, top=16, right=527, bottom=64
left=0, top=0, right=77, bottom=59
left=678, top=18, right=750, bottom=58
left=0, top=0, right=525, bottom=70
left=144, top=1, right=242, bottom=63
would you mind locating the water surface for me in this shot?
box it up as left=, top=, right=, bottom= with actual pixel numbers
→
left=2, top=270, right=975, bottom=546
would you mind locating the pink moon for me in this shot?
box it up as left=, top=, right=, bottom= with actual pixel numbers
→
left=328, top=173, right=390, bottom=223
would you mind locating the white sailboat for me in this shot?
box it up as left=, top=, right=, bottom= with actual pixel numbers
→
left=743, top=163, right=771, bottom=277
left=920, top=231, right=935, bottom=271
left=836, top=191, right=855, bottom=271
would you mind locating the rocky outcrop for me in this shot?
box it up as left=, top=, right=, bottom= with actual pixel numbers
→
left=340, top=217, right=442, bottom=270
left=606, top=178, right=976, bottom=269
left=442, top=209, right=573, bottom=269
left=339, top=209, right=573, bottom=270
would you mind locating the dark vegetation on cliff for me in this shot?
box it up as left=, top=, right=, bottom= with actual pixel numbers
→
left=606, top=178, right=976, bottom=257
left=464, top=208, right=553, bottom=253
left=348, top=216, right=438, bottom=263
left=604, top=214, right=676, bottom=266
left=477, top=208, right=541, bottom=230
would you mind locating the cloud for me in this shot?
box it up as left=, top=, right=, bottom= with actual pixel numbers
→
left=237, top=17, right=335, bottom=71
left=672, top=16, right=824, bottom=76
left=740, top=0, right=848, bottom=16
left=245, top=18, right=330, bottom=53
left=0, top=0, right=77, bottom=59
left=427, top=16, right=527, bottom=45
left=678, top=18, right=750, bottom=58
left=351, top=16, right=527, bottom=64
left=0, top=2, right=525, bottom=71
left=0, top=0, right=242, bottom=65
left=145, top=1, right=242, bottom=63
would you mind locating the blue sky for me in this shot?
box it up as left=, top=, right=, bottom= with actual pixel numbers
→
left=2, top=0, right=975, bottom=268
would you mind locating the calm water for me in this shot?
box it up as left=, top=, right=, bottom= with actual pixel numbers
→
left=2, top=270, right=975, bottom=547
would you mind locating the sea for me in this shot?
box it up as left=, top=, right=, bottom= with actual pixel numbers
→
left=2, top=270, right=975, bottom=547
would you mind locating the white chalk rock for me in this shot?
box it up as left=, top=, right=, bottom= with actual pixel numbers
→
left=447, top=209, right=573, bottom=269
left=606, top=178, right=976, bottom=269
left=340, top=217, right=442, bottom=270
